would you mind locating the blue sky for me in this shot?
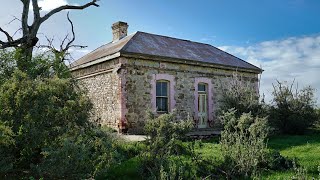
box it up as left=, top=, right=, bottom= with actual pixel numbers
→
left=0, top=0, right=319, bottom=104
left=68, top=0, right=320, bottom=47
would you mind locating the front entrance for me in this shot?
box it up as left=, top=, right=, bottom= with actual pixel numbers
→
left=197, top=83, right=208, bottom=128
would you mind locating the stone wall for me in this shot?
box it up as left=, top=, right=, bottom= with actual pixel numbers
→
left=71, top=57, right=259, bottom=134
left=123, top=57, right=259, bottom=134
left=72, top=59, right=122, bottom=130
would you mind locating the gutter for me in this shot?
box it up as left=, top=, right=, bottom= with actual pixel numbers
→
left=70, top=52, right=121, bottom=71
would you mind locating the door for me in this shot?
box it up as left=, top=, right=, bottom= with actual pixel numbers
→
left=198, top=84, right=208, bottom=128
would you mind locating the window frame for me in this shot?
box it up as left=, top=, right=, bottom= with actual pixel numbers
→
left=156, top=80, right=170, bottom=113
left=198, top=83, right=207, bottom=94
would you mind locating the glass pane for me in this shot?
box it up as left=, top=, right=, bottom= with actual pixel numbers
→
left=198, top=84, right=206, bottom=92
left=198, top=96, right=202, bottom=112
left=156, top=82, right=161, bottom=96
left=156, top=81, right=168, bottom=96
left=156, top=97, right=168, bottom=112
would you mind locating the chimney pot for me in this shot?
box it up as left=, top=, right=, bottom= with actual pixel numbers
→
left=112, top=21, right=128, bottom=42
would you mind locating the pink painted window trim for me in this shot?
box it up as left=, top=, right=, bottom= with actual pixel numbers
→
left=151, top=74, right=176, bottom=113
left=194, top=77, right=214, bottom=122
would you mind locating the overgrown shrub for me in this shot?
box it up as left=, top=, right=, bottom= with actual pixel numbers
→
left=35, top=127, right=122, bottom=179
left=141, top=112, right=193, bottom=178
left=0, top=70, right=92, bottom=176
left=314, top=108, right=320, bottom=129
left=0, top=121, right=15, bottom=173
left=269, top=81, right=318, bottom=134
left=264, top=150, right=294, bottom=171
left=141, top=111, right=224, bottom=179
left=218, top=73, right=267, bottom=118
left=0, top=50, right=122, bottom=178
left=219, top=109, right=269, bottom=178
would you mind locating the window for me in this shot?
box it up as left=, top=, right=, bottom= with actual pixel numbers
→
left=198, top=83, right=206, bottom=92
left=156, top=80, right=169, bottom=113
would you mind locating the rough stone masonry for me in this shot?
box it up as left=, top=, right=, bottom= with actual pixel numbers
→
left=70, top=21, right=262, bottom=134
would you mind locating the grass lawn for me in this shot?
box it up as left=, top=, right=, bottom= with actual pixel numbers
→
left=106, top=132, right=320, bottom=179
left=263, top=131, right=320, bottom=179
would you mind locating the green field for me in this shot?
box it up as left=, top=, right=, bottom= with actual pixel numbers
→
left=105, top=132, right=320, bottom=179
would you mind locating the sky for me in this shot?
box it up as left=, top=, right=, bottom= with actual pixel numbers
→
left=0, top=0, right=319, bottom=105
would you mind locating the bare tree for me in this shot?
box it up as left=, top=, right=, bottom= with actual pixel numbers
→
left=39, top=12, right=88, bottom=63
left=0, top=0, right=99, bottom=71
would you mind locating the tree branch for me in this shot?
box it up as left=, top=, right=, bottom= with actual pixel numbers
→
left=63, top=12, right=76, bottom=52
left=21, top=0, right=30, bottom=36
left=32, top=0, right=41, bottom=23
left=37, top=13, right=87, bottom=62
left=7, top=16, right=22, bottom=25
left=0, top=38, right=26, bottom=48
left=0, top=27, right=13, bottom=42
left=0, top=0, right=98, bottom=62
left=41, top=0, right=99, bottom=23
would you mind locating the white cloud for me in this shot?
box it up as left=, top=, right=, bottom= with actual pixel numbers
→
left=32, top=0, right=68, bottom=12
left=219, top=35, right=320, bottom=105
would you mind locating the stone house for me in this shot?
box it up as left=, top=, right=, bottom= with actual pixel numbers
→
left=70, top=21, right=262, bottom=134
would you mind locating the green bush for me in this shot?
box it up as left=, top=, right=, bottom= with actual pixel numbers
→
left=0, top=50, right=124, bottom=178
left=0, top=121, right=15, bottom=173
left=141, top=111, right=207, bottom=179
left=0, top=70, right=125, bottom=179
left=36, top=128, right=123, bottom=179
left=264, top=150, right=294, bottom=171
left=219, top=109, right=269, bottom=178
left=218, top=73, right=267, bottom=118
left=0, top=70, right=92, bottom=176
left=269, top=81, right=318, bottom=134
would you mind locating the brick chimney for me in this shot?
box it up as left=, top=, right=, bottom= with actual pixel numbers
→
left=112, top=21, right=128, bottom=42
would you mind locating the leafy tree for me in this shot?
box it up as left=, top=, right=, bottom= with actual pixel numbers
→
left=269, top=80, right=317, bottom=134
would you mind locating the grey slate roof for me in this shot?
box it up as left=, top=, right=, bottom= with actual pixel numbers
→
left=71, top=31, right=261, bottom=72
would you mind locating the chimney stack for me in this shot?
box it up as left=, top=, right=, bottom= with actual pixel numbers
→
left=111, top=21, right=128, bottom=42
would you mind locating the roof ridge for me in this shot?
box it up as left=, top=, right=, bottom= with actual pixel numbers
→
left=120, top=31, right=139, bottom=52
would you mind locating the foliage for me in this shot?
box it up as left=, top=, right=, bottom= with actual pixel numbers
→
left=315, top=108, right=320, bottom=129
left=0, top=121, right=14, bottom=147
left=219, top=109, right=269, bottom=178
left=35, top=127, right=123, bottom=179
left=264, top=150, right=294, bottom=171
left=0, top=49, right=16, bottom=85
left=0, top=69, right=93, bottom=176
left=269, top=80, right=318, bottom=134
left=144, top=111, right=192, bottom=147
left=0, top=49, right=125, bottom=178
left=0, top=49, right=71, bottom=85
left=0, top=121, right=15, bottom=173
left=291, top=161, right=309, bottom=180
left=105, top=130, right=320, bottom=179
left=140, top=111, right=220, bottom=179
left=267, top=131, right=320, bottom=177
left=218, top=73, right=267, bottom=118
